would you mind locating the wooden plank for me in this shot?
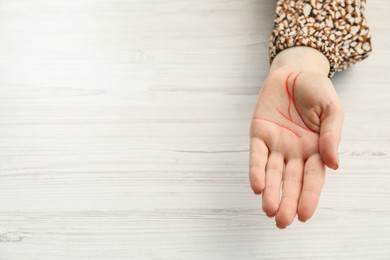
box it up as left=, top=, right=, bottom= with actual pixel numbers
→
left=0, top=0, right=388, bottom=259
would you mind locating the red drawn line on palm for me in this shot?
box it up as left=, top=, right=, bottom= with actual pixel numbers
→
left=254, top=72, right=316, bottom=137
left=279, top=71, right=314, bottom=132
left=254, top=117, right=302, bottom=137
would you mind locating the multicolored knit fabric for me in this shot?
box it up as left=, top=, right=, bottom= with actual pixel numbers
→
left=269, top=0, right=372, bottom=77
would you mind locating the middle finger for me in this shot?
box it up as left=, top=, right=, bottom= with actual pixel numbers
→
left=275, top=158, right=304, bottom=229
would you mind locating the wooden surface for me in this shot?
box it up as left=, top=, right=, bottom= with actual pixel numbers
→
left=0, top=0, right=389, bottom=259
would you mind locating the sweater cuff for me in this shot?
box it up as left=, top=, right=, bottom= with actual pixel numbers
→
left=269, top=0, right=372, bottom=77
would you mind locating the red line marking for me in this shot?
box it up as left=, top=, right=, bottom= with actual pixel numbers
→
left=276, top=108, right=313, bottom=132
left=276, top=107, right=289, bottom=119
left=285, top=72, right=293, bottom=120
left=253, top=117, right=301, bottom=137
left=290, top=72, right=317, bottom=133
left=291, top=71, right=302, bottom=103
left=256, top=71, right=320, bottom=138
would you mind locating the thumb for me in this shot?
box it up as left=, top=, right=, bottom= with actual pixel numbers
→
left=319, top=102, right=344, bottom=170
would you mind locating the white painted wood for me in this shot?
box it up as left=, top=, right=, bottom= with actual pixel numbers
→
left=0, top=0, right=389, bottom=259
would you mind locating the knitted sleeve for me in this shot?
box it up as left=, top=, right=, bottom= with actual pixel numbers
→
left=269, top=0, right=372, bottom=77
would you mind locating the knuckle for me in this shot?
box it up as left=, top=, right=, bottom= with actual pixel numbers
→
left=249, top=166, right=261, bottom=176
left=284, top=174, right=302, bottom=183
left=267, top=167, right=283, bottom=176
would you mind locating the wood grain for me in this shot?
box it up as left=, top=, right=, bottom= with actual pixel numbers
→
left=0, top=0, right=389, bottom=259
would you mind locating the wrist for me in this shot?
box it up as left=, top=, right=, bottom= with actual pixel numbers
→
left=269, top=46, right=330, bottom=77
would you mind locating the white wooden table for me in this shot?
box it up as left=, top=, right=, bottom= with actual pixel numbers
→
left=0, top=0, right=389, bottom=259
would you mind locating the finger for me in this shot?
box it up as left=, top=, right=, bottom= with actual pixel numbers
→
left=319, top=102, right=344, bottom=170
left=275, top=158, right=304, bottom=229
left=297, top=153, right=326, bottom=222
left=249, top=138, right=269, bottom=194
left=262, top=151, right=284, bottom=217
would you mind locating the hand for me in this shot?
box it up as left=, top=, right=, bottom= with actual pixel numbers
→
left=249, top=47, right=344, bottom=228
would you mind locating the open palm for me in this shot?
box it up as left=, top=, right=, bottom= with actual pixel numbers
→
left=249, top=68, right=344, bottom=228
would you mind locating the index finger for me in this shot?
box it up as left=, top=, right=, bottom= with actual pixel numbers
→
left=249, top=137, right=269, bottom=194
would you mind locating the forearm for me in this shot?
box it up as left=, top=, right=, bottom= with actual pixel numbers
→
left=269, top=46, right=330, bottom=77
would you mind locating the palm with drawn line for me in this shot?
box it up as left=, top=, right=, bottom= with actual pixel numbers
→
left=255, top=71, right=317, bottom=137
left=249, top=68, right=344, bottom=228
